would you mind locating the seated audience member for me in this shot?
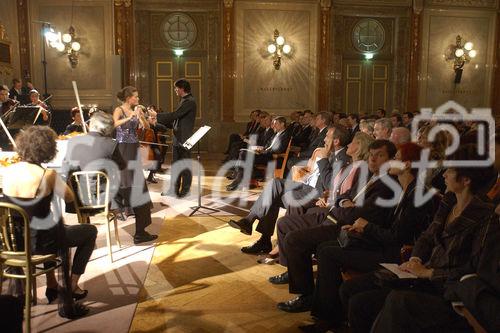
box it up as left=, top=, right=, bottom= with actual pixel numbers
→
left=227, top=125, right=350, bottom=253
left=62, top=111, right=158, bottom=244
left=299, top=142, right=435, bottom=331
left=322, top=132, right=375, bottom=212
left=223, top=109, right=261, bottom=156
left=341, top=144, right=496, bottom=333
left=402, top=111, right=414, bottom=130
left=226, top=112, right=274, bottom=163
left=2, top=126, right=96, bottom=318
left=391, top=113, right=402, bottom=128
left=347, top=114, right=360, bottom=141
left=287, top=111, right=332, bottom=170
left=417, top=124, right=449, bottom=194
left=373, top=117, right=392, bottom=140
left=270, top=140, right=398, bottom=310
left=375, top=108, right=386, bottom=119
left=442, top=136, right=500, bottom=333
left=286, top=110, right=304, bottom=137
left=292, top=110, right=314, bottom=149
left=226, top=116, right=291, bottom=191
left=64, top=107, right=89, bottom=134
left=389, top=126, right=411, bottom=146
left=359, top=119, right=375, bottom=138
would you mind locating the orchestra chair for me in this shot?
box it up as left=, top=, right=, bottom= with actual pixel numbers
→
left=70, top=171, right=120, bottom=263
left=0, top=202, right=62, bottom=333
left=256, top=140, right=292, bottom=180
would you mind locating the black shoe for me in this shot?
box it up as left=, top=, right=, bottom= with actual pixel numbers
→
left=241, top=238, right=272, bottom=254
left=277, top=295, right=313, bottom=313
left=226, top=170, right=236, bottom=180
left=269, top=271, right=289, bottom=285
left=133, top=232, right=158, bottom=244
left=228, top=218, right=253, bottom=235
left=72, top=289, right=88, bottom=301
left=58, top=301, right=89, bottom=319
left=45, top=287, right=58, bottom=304
left=147, top=175, right=158, bottom=184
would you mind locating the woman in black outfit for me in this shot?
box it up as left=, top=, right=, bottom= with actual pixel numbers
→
left=2, top=126, right=97, bottom=318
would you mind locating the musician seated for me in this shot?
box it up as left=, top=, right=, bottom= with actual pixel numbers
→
left=0, top=85, right=10, bottom=115
left=28, top=89, right=50, bottom=123
left=144, top=109, right=168, bottom=183
left=64, top=107, right=89, bottom=135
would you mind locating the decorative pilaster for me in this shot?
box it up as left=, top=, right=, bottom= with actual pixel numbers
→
left=492, top=11, right=500, bottom=116
left=222, top=0, right=234, bottom=121
left=408, top=0, right=423, bottom=112
left=17, top=0, right=31, bottom=81
left=114, top=0, right=134, bottom=86
left=318, top=0, right=332, bottom=112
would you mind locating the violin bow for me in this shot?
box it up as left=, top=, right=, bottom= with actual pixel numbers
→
left=72, top=81, right=88, bottom=134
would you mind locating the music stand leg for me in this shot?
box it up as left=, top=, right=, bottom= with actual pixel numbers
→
left=189, top=142, right=219, bottom=217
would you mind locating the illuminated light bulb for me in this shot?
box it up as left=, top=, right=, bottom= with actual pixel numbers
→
left=71, top=41, right=81, bottom=51
left=283, top=44, right=291, bottom=54
left=276, top=36, right=285, bottom=46
left=469, top=50, right=477, bottom=58
left=364, top=53, right=374, bottom=60
left=56, top=43, right=65, bottom=52
left=455, top=48, right=464, bottom=57
left=62, top=33, right=72, bottom=43
left=464, top=42, right=473, bottom=51
left=173, top=49, right=183, bottom=56
left=267, top=44, right=277, bottom=54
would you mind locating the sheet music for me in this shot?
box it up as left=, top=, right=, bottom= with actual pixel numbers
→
left=183, top=125, right=211, bottom=150
left=380, top=263, right=418, bottom=279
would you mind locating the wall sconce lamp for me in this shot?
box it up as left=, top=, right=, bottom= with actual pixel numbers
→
left=267, top=29, right=292, bottom=70
left=45, top=25, right=81, bottom=68
left=446, top=35, right=476, bottom=84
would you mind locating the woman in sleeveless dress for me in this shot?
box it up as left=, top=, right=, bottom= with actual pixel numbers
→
left=113, top=86, right=151, bottom=215
left=2, top=126, right=97, bottom=318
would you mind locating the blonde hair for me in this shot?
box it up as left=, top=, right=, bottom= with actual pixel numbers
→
left=359, top=119, right=375, bottom=136
left=353, top=131, right=375, bottom=161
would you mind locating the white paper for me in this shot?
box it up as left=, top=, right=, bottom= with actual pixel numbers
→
left=183, top=125, right=211, bottom=150
left=380, top=263, right=418, bottom=279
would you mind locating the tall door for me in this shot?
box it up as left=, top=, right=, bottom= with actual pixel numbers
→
left=152, top=56, right=203, bottom=119
left=343, top=60, right=392, bottom=115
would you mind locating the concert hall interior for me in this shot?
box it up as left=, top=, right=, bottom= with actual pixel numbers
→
left=0, top=0, right=500, bottom=332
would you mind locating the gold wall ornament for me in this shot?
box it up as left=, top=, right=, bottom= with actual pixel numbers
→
left=114, top=0, right=132, bottom=7
left=444, top=35, right=477, bottom=83
left=223, top=0, right=234, bottom=8
left=267, top=29, right=292, bottom=70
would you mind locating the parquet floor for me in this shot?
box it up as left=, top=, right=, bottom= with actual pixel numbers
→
left=130, top=170, right=311, bottom=332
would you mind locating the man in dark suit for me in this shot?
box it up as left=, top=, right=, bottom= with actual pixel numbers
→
left=62, top=111, right=157, bottom=244
left=157, top=78, right=196, bottom=198
left=292, top=110, right=314, bottom=149
left=287, top=111, right=332, bottom=171
left=9, top=78, right=24, bottom=102
left=347, top=113, right=360, bottom=141
left=223, top=109, right=261, bottom=158
left=228, top=125, right=351, bottom=253
left=226, top=116, right=291, bottom=191
left=270, top=140, right=397, bottom=312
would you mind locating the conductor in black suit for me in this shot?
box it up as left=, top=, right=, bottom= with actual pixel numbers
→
left=157, top=78, right=196, bottom=198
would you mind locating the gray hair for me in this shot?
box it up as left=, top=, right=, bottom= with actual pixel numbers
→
left=89, top=111, right=114, bottom=136
left=375, top=117, right=393, bottom=131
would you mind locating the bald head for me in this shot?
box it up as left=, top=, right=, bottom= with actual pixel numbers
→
left=390, top=127, right=411, bottom=146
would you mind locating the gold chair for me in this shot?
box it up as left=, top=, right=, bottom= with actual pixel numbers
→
left=70, top=171, right=121, bottom=262
left=0, top=202, right=62, bottom=333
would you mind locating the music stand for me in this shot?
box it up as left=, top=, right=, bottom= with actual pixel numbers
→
left=7, top=106, right=43, bottom=129
left=183, top=125, right=219, bottom=216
